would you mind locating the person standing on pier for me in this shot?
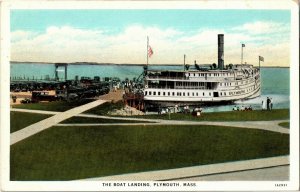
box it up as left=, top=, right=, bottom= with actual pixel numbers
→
left=270, top=98, right=273, bottom=110
left=267, top=97, right=271, bottom=110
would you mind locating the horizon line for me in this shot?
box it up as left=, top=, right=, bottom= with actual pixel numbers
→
left=10, top=61, right=290, bottom=68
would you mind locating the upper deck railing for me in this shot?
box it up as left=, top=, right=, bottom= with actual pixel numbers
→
left=145, top=68, right=260, bottom=82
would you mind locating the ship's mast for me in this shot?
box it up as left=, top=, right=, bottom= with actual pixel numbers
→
left=183, top=54, right=186, bottom=71
left=147, top=36, right=149, bottom=66
left=259, top=55, right=264, bottom=70
left=259, top=56, right=260, bottom=69
left=241, top=43, right=245, bottom=65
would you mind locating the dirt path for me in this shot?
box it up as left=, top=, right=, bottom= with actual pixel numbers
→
left=98, top=89, right=123, bottom=102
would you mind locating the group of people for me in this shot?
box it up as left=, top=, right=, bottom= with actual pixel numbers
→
left=262, top=97, right=273, bottom=110
left=231, top=97, right=274, bottom=111
left=158, top=105, right=203, bottom=115
left=232, top=105, right=253, bottom=111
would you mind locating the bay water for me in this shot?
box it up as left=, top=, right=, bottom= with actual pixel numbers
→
left=10, top=62, right=289, bottom=112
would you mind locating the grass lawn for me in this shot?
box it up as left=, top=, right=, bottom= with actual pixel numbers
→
left=61, top=116, right=151, bottom=124
left=11, top=124, right=289, bottom=181
left=130, top=109, right=289, bottom=121
left=84, top=100, right=124, bottom=115
left=10, top=112, right=52, bottom=133
left=278, top=122, right=289, bottom=128
left=12, top=99, right=289, bottom=122
left=13, top=100, right=124, bottom=115
left=12, top=99, right=95, bottom=112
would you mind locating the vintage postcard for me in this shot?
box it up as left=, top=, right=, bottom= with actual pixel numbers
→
left=1, top=0, right=299, bottom=191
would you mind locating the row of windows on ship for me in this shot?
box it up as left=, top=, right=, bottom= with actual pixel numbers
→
left=144, top=86, right=256, bottom=97
left=149, top=71, right=258, bottom=78
left=147, top=79, right=257, bottom=89
left=184, top=72, right=252, bottom=77
left=185, top=72, right=233, bottom=77
left=174, top=79, right=255, bottom=87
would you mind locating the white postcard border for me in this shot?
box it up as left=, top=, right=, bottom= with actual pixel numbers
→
left=1, top=0, right=299, bottom=191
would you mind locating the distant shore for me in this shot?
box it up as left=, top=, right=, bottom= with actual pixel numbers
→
left=10, top=61, right=290, bottom=68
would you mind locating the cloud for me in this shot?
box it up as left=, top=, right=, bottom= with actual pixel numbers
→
left=11, top=23, right=290, bottom=66
left=11, top=30, right=37, bottom=42
left=232, top=21, right=289, bottom=35
left=11, top=25, right=183, bottom=64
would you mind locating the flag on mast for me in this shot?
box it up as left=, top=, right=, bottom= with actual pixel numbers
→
left=259, top=56, right=264, bottom=62
left=148, top=46, right=153, bottom=57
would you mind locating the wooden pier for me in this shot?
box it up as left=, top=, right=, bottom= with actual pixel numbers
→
left=123, top=92, right=145, bottom=111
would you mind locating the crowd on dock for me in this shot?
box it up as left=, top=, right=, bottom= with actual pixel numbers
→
left=231, top=97, right=274, bottom=112
left=157, top=105, right=203, bottom=117
left=232, top=105, right=253, bottom=111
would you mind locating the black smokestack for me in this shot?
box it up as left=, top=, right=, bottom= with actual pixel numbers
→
left=218, top=34, right=224, bottom=70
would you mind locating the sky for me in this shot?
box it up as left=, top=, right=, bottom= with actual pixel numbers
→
left=11, top=9, right=291, bottom=66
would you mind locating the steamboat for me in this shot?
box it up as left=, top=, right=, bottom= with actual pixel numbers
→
left=143, top=34, right=261, bottom=107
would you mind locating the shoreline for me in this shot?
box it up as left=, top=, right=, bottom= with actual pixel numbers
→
left=10, top=61, right=290, bottom=68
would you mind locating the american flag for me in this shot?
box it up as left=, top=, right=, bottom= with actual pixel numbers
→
left=259, top=56, right=264, bottom=62
left=148, top=46, right=153, bottom=57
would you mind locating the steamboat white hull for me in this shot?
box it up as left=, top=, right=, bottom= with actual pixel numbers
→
left=144, top=88, right=260, bottom=106
left=142, top=34, right=261, bottom=107
left=143, top=68, right=261, bottom=106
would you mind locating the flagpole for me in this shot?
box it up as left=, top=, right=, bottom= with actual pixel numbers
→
left=259, top=56, right=260, bottom=70
left=183, top=54, right=186, bottom=71
left=147, top=36, right=149, bottom=65
left=241, top=44, right=243, bottom=64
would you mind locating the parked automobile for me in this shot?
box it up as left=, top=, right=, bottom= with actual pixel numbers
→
left=21, top=98, right=31, bottom=104
left=31, top=91, right=58, bottom=103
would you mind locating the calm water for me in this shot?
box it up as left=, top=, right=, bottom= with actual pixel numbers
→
left=10, top=62, right=290, bottom=112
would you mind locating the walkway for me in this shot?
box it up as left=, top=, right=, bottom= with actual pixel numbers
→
left=12, top=108, right=60, bottom=115
left=57, top=120, right=289, bottom=134
left=162, top=119, right=289, bottom=134
left=176, top=165, right=289, bottom=181
left=11, top=108, right=289, bottom=134
left=10, top=99, right=109, bottom=145
left=80, top=155, right=289, bottom=181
